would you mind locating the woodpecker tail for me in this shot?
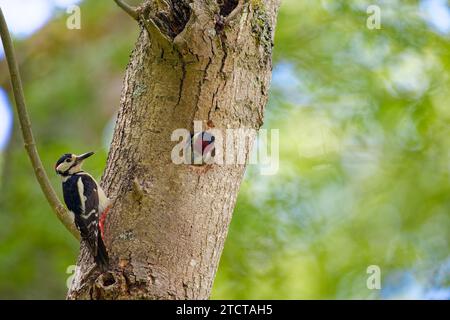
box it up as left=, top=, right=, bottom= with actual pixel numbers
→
left=95, top=232, right=109, bottom=272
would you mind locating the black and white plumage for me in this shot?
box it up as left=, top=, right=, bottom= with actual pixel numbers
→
left=185, top=131, right=216, bottom=165
left=55, top=152, right=109, bottom=271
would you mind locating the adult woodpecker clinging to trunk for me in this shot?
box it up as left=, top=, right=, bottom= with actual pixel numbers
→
left=55, top=152, right=110, bottom=271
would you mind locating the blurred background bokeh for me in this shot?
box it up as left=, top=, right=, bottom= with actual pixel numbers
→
left=0, top=0, right=449, bottom=299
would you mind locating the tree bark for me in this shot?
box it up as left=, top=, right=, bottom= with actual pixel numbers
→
left=67, top=0, right=280, bottom=300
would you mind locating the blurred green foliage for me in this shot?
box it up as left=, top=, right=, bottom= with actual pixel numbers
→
left=0, top=0, right=449, bottom=299
left=213, top=0, right=450, bottom=299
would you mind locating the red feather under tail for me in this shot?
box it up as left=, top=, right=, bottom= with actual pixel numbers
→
left=99, top=206, right=110, bottom=241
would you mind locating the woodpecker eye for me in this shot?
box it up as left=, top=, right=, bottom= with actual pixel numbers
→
left=65, top=159, right=71, bottom=163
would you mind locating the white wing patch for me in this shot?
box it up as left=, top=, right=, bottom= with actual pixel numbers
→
left=77, top=177, right=87, bottom=213
left=97, top=186, right=110, bottom=213
left=78, top=172, right=110, bottom=213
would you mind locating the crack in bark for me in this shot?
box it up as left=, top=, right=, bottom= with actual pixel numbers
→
left=175, top=57, right=187, bottom=109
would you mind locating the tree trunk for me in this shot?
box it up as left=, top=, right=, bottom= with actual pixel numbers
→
left=67, top=0, right=280, bottom=300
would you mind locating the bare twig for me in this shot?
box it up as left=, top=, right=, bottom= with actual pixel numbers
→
left=113, top=0, right=139, bottom=21
left=0, top=7, right=79, bottom=240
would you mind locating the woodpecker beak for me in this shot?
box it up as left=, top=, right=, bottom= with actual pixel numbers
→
left=76, top=151, right=94, bottom=163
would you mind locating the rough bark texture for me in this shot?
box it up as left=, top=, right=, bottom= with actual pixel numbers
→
left=67, top=0, right=280, bottom=300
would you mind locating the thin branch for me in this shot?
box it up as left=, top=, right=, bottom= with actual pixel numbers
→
left=113, top=0, right=139, bottom=21
left=0, top=7, right=79, bottom=240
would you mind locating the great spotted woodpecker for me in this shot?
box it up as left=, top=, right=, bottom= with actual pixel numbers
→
left=55, top=152, right=110, bottom=271
left=188, top=131, right=215, bottom=165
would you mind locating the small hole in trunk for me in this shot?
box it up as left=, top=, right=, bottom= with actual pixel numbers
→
left=218, top=0, right=239, bottom=17
left=101, top=273, right=116, bottom=287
